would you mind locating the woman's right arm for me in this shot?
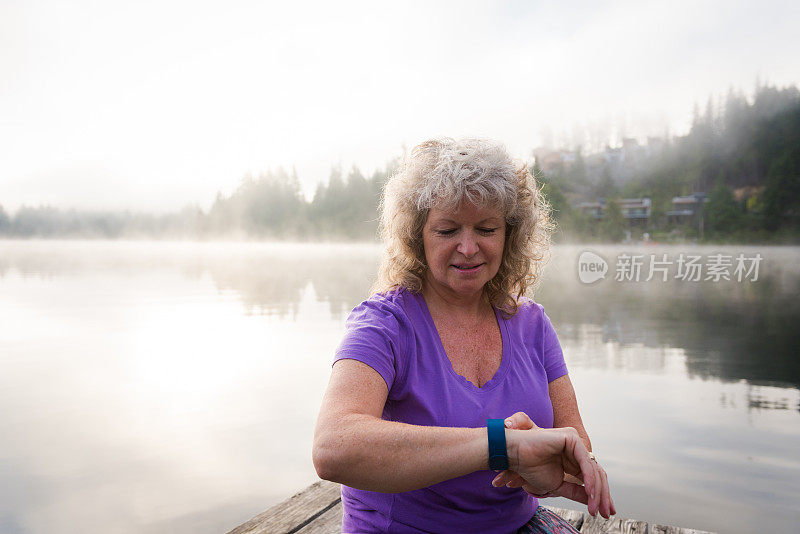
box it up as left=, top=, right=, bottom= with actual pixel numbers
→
left=312, top=358, right=603, bottom=518
left=312, top=358, right=490, bottom=493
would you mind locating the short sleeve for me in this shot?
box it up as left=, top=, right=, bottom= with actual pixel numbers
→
left=333, top=296, right=407, bottom=394
left=541, top=310, right=568, bottom=382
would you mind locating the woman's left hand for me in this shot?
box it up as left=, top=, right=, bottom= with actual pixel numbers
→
left=490, top=411, right=616, bottom=518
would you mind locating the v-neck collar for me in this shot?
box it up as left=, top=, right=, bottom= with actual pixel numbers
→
left=413, top=290, right=511, bottom=393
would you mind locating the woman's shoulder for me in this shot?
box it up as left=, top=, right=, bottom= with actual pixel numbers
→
left=510, top=295, right=547, bottom=320
left=506, top=297, right=561, bottom=335
left=363, top=286, right=415, bottom=308
left=350, top=287, right=419, bottom=324
left=508, top=297, right=561, bottom=351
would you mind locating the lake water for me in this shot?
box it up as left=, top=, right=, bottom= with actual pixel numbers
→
left=0, top=240, right=798, bottom=534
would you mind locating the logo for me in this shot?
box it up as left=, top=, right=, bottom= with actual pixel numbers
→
left=577, top=251, right=608, bottom=284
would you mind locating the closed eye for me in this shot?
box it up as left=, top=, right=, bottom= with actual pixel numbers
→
left=478, top=227, right=499, bottom=234
left=435, top=229, right=457, bottom=236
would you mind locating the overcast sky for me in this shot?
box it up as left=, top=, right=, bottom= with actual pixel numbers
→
left=1, top=0, right=798, bottom=213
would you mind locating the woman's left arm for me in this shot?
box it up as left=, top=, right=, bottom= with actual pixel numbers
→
left=493, top=375, right=615, bottom=516
left=548, top=374, right=615, bottom=515
left=548, top=374, right=591, bottom=453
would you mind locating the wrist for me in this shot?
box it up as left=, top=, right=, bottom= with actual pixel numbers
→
left=506, top=428, right=521, bottom=472
left=481, top=427, right=490, bottom=470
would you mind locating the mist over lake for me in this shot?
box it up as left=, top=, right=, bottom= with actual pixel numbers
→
left=0, top=240, right=798, bottom=533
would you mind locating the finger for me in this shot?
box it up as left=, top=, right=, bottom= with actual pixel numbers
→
left=599, top=467, right=615, bottom=516
left=558, top=430, right=584, bottom=478
left=504, top=411, right=537, bottom=430
left=596, top=467, right=608, bottom=518
left=505, top=474, right=526, bottom=488
left=571, top=438, right=597, bottom=515
left=591, top=460, right=602, bottom=517
left=549, top=481, right=588, bottom=504
left=597, top=467, right=610, bottom=519
left=491, top=470, right=525, bottom=488
left=491, top=470, right=514, bottom=487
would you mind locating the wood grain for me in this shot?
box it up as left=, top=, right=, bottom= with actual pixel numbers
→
left=226, top=480, right=341, bottom=534
left=227, top=481, right=718, bottom=534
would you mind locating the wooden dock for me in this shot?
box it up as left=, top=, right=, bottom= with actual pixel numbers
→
left=226, top=480, right=716, bottom=534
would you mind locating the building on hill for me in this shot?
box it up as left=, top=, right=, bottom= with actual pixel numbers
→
left=666, top=193, right=707, bottom=224
left=579, top=200, right=604, bottom=220
left=578, top=197, right=652, bottom=227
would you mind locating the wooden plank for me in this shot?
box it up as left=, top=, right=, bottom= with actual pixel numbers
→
left=227, top=481, right=715, bottom=534
left=226, top=480, right=341, bottom=534
left=295, top=501, right=343, bottom=534
left=650, top=524, right=716, bottom=534
left=580, top=513, right=647, bottom=534
left=291, top=502, right=589, bottom=533
left=288, top=501, right=593, bottom=534
left=542, top=506, right=586, bottom=530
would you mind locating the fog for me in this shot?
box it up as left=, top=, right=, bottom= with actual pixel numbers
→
left=1, top=1, right=799, bottom=215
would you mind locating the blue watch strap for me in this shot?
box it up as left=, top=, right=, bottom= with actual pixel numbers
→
left=487, top=419, right=509, bottom=470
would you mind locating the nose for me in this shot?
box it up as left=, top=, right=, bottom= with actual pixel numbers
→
left=456, top=230, right=479, bottom=258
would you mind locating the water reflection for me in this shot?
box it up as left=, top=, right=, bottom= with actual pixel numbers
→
left=0, top=256, right=342, bottom=533
left=200, top=245, right=379, bottom=319
left=537, top=246, right=800, bottom=389
left=0, top=241, right=380, bottom=320
left=2, top=241, right=799, bottom=389
left=1, top=240, right=798, bottom=534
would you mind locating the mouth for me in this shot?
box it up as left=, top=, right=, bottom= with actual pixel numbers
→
left=451, top=263, right=484, bottom=273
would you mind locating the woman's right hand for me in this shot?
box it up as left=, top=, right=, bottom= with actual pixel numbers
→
left=494, top=412, right=615, bottom=519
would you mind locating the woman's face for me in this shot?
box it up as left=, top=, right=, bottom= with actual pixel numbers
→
left=421, top=201, right=506, bottom=301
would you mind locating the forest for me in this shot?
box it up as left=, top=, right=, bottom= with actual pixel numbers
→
left=1, top=82, right=798, bottom=243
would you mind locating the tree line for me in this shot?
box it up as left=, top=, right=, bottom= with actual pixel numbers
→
left=1, top=81, right=798, bottom=243
left=541, top=81, right=800, bottom=242
left=0, top=163, right=394, bottom=241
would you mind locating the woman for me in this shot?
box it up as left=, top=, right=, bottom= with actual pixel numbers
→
left=313, top=138, right=614, bottom=533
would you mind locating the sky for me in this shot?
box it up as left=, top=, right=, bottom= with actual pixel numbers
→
left=1, top=0, right=799, bottom=214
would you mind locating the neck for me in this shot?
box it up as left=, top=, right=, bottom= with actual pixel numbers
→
left=421, top=275, right=492, bottom=322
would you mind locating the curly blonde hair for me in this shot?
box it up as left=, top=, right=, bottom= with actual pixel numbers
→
left=371, top=137, right=554, bottom=316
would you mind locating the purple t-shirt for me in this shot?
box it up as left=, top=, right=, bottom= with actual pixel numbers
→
left=332, top=288, right=568, bottom=534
